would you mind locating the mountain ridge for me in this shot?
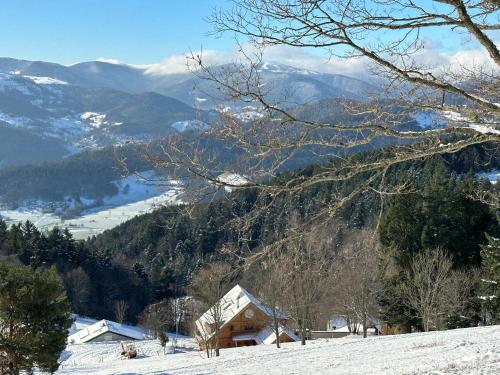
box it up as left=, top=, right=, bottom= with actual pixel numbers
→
left=0, top=57, right=377, bottom=108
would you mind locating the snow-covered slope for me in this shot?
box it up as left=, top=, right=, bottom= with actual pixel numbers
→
left=0, top=58, right=377, bottom=110
left=0, top=172, right=181, bottom=239
left=0, top=71, right=205, bottom=167
left=53, top=325, right=500, bottom=375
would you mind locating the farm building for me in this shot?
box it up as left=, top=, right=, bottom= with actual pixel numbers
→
left=326, top=315, right=381, bottom=336
left=68, top=319, right=144, bottom=344
left=195, top=284, right=299, bottom=350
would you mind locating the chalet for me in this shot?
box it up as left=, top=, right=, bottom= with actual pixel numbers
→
left=67, top=319, right=144, bottom=344
left=195, top=284, right=299, bottom=349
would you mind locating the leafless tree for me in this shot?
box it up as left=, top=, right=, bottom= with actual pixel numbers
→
left=113, top=300, right=129, bottom=324
left=279, top=223, right=334, bottom=345
left=169, top=297, right=186, bottom=353
left=468, top=188, right=500, bottom=210
left=143, top=0, right=498, bottom=265
left=400, top=248, right=472, bottom=332
left=253, top=249, right=290, bottom=348
left=139, top=299, right=171, bottom=338
left=189, top=262, right=232, bottom=357
left=330, top=228, right=382, bottom=337
left=62, top=267, right=91, bottom=314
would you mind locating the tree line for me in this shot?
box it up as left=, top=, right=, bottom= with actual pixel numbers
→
left=0, top=144, right=498, bottom=335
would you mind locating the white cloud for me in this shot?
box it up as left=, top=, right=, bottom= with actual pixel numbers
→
left=260, top=45, right=370, bottom=77
left=142, top=45, right=370, bottom=77
left=144, top=50, right=233, bottom=75
left=139, top=40, right=498, bottom=78
left=408, top=38, right=499, bottom=73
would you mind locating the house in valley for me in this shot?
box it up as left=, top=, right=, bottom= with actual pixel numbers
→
left=195, top=284, right=299, bottom=350
left=67, top=319, right=144, bottom=344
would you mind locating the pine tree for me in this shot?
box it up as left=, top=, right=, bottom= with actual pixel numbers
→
left=482, top=234, right=500, bottom=281
left=0, top=263, right=72, bottom=374
left=0, top=220, right=7, bottom=250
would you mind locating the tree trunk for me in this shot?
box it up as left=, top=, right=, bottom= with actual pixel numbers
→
left=298, top=319, right=306, bottom=345
left=423, top=314, right=430, bottom=332
left=215, top=326, right=220, bottom=357
left=273, top=313, right=281, bottom=349
left=362, top=311, right=367, bottom=338
left=215, top=334, right=220, bottom=357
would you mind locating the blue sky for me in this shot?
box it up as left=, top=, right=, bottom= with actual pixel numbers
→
left=0, top=0, right=495, bottom=76
left=0, top=0, right=231, bottom=65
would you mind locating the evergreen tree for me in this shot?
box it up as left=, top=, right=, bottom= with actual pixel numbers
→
left=0, top=263, right=72, bottom=374
left=0, top=220, right=7, bottom=250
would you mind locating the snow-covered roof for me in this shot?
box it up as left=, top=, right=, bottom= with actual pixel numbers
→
left=333, top=324, right=379, bottom=334
left=232, top=325, right=299, bottom=345
left=195, top=284, right=288, bottom=339
left=67, top=319, right=144, bottom=344
left=69, top=315, right=98, bottom=335
left=256, top=325, right=299, bottom=344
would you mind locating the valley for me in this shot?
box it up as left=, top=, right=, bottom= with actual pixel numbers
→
left=0, top=3, right=499, bottom=373
left=0, top=171, right=181, bottom=239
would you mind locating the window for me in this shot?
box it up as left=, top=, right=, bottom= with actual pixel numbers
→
left=244, top=324, right=254, bottom=331
left=244, top=308, right=255, bottom=319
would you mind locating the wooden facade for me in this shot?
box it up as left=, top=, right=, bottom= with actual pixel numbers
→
left=198, top=303, right=295, bottom=349
left=195, top=285, right=299, bottom=350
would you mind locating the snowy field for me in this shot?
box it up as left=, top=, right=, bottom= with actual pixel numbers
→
left=54, top=325, right=500, bottom=375
left=0, top=172, right=181, bottom=239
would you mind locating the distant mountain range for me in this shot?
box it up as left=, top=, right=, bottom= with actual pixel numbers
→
left=0, top=58, right=377, bottom=107
left=0, top=70, right=206, bottom=167
left=0, top=57, right=378, bottom=168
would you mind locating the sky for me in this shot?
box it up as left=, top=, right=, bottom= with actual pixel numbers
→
left=0, top=0, right=497, bottom=76
left=0, top=0, right=232, bottom=65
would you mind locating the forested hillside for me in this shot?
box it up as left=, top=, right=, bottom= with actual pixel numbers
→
left=0, top=146, right=150, bottom=205
left=0, top=143, right=498, bottom=325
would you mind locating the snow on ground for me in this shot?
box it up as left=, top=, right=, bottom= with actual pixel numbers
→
left=412, top=109, right=500, bottom=135
left=217, top=105, right=265, bottom=122
left=80, top=112, right=108, bottom=128
left=0, top=73, right=34, bottom=95
left=216, top=172, right=250, bottom=192
left=469, top=124, right=500, bottom=135
left=0, top=112, right=32, bottom=128
left=0, top=190, right=179, bottom=239
left=23, top=75, right=68, bottom=85
left=0, top=172, right=182, bottom=239
left=171, top=119, right=209, bottom=132
left=54, top=325, right=500, bottom=375
left=233, top=106, right=265, bottom=122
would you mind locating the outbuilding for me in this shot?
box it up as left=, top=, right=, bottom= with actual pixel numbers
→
left=67, top=319, right=144, bottom=344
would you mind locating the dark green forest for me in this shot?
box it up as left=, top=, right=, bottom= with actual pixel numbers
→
left=0, top=143, right=498, bottom=326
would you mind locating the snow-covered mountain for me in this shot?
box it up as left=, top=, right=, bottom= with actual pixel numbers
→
left=0, top=70, right=207, bottom=167
left=0, top=57, right=378, bottom=167
left=0, top=58, right=377, bottom=109
left=147, top=62, right=378, bottom=110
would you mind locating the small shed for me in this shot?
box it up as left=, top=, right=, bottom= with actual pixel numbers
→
left=67, top=319, right=144, bottom=344
left=324, top=314, right=381, bottom=337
